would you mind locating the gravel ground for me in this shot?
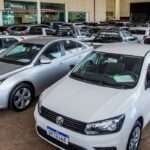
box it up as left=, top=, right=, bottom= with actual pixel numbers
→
left=0, top=105, right=149, bottom=150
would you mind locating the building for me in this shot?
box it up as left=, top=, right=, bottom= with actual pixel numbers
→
left=0, top=0, right=106, bottom=25
left=0, top=0, right=149, bottom=26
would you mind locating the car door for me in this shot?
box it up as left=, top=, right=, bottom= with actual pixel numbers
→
left=60, top=40, right=89, bottom=70
left=32, top=41, right=67, bottom=93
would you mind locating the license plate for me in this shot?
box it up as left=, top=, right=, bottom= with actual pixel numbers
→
left=47, top=126, right=69, bottom=145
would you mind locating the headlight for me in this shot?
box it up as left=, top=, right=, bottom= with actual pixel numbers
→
left=84, top=115, right=125, bottom=135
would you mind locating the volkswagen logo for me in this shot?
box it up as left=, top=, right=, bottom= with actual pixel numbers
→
left=56, top=116, right=64, bottom=126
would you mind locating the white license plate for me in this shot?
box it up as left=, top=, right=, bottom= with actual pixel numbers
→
left=47, top=126, right=69, bottom=145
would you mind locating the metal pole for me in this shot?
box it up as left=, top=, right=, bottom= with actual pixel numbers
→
left=94, top=0, right=96, bottom=22
left=37, top=0, right=41, bottom=24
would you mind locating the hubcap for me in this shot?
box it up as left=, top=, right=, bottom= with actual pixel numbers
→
left=129, top=126, right=141, bottom=150
left=13, top=88, right=32, bottom=109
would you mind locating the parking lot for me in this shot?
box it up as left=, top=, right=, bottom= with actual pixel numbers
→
left=0, top=0, right=150, bottom=149
left=0, top=104, right=149, bottom=150
left=0, top=105, right=54, bottom=150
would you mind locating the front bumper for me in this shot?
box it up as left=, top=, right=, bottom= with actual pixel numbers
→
left=0, top=83, right=10, bottom=109
left=34, top=106, right=129, bottom=150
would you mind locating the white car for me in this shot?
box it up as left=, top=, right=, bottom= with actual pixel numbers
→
left=35, top=43, right=150, bottom=150
left=130, top=26, right=150, bottom=41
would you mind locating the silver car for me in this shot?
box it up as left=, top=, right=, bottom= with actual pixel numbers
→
left=0, top=37, right=91, bottom=111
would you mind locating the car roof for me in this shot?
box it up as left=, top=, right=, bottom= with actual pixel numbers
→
left=21, top=36, right=77, bottom=45
left=95, top=43, right=150, bottom=57
left=0, top=35, right=22, bottom=39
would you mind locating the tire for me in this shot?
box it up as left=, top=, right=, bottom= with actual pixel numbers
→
left=127, top=120, right=142, bottom=150
left=9, top=83, right=34, bottom=112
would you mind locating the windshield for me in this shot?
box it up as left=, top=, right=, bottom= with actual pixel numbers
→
left=0, top=43, right=43, bottom=65
left=70, top=52, right=143, bottom=89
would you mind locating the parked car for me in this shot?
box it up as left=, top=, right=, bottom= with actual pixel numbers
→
left=129, top=26, right=150, bottom=41
left=6, top=24, right=51, bottom=35
left=35, top=43, right=150, bottom=150
left=87, top=28, right=137, bottom=44
left=0, top=37, right=91, bottom=111
left=55, top=24, right=94, bottom=42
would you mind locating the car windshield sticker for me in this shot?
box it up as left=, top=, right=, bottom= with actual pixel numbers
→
left=113, top=75, right=134, bottom=83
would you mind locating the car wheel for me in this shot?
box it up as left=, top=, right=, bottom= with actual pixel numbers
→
left=9, top=83, right=34, bottom=112
left=127, top=120, right=142, bottom=150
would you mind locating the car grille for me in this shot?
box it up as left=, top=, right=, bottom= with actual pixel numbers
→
left=37, top=126, right=86, bottom=150
left=40, top=106, right=87, bottom=134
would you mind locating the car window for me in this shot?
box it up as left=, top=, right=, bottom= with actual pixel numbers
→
left=3, top=38, right=18, bottom=48
left=0, top=43, right=43, bottom=65
left=95, top=31, right=123, bottom=43
left=130, top=29, right=146, bottom=35
left=43, top=42, right=61, bottom=60
left=146, top=65, right=150, bottom=83
left=0, top=39, right=3, bottom=49
left=11, top=26, right=28, bottom=31
left=29, top=27, right=43, bottom=35
left=45, top=29, right=54, bottom=35
left=63, top=40, right=83, bottom=51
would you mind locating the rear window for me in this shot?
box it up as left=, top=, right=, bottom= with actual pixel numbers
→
left=11, top=26, right=28, bottom=31
left=63, top=40, right=83, bottom=51
left=29, top=27, right=43, bottom=35
left=45, top=29, right=54, bottom=35
left=0, top=39, right=2, bottom=49
left=130, top=29, right=145, bottom=35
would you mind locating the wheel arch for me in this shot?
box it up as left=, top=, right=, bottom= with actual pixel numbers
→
left=8, top=81, right=36, bottom=110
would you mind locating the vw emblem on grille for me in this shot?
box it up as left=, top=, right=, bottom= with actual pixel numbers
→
left=56, top=116, right=64, bottom=126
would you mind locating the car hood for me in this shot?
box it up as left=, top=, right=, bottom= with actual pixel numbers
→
left=0, top=61, right=28, bottom=80
left=42, top=77, right=135, bottom=123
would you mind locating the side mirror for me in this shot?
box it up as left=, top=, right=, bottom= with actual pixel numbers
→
left=40, top=56, right=51, bottom=64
